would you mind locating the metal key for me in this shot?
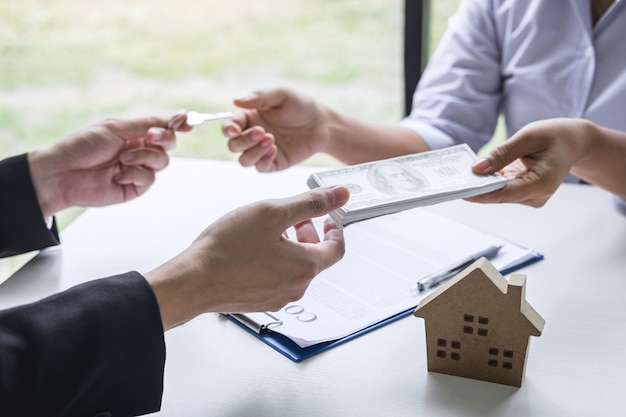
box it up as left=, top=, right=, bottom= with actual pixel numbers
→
left=185, top=111, right=234, bottom=126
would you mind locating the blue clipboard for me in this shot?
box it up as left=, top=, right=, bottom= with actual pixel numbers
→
left=224, top=253, right=543, bottom=362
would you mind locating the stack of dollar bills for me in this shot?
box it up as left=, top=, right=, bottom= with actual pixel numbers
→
left=307, top=144, right=507, bottom=226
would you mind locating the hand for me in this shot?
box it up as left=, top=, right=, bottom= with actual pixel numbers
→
left=146, top=185, right=351, bottom=330
left=467, top=118, right=590, bottom=207
left=222, top=87, right=331, bottom=172
left=28, top=114, right=189, bottom=218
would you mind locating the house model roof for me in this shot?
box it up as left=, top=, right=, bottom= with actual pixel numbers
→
left=413, top=257, right=544, bottom=387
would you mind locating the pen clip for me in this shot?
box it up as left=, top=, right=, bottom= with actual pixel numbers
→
left=229, top=312, right=283, bottom=334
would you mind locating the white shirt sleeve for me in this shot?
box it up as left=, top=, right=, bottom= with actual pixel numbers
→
left=401, top=0, right=501, bottom=152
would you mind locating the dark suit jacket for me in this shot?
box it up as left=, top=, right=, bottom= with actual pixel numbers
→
left=0, top=154, right=166, bottom=417
left=0, top=154, right=60, bottom=258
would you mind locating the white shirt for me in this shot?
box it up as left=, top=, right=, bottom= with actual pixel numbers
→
left=400, top=0, right=626, bottom=210
left=401, top=0, right=626, bottom=152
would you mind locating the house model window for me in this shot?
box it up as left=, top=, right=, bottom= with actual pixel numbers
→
left=414, top=257, right=545, bottom=387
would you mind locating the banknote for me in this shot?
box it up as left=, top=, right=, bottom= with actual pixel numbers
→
left=307, top=144, right=507, bottom=226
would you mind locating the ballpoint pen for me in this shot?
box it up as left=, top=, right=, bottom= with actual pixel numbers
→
left=411, top=245, right=502, bottom=292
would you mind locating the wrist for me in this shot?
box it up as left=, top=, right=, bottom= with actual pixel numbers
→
left=324, top=107, right=357, bottom=161
left=28, top=148, right=66, bottom=218
left=145, top=253, right=207, bottom=331
left=574, top=119, right=602, bottom=166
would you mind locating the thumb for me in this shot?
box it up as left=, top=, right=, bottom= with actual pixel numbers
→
left=117, top=115, right=171, bottom=138
left=472, top=141, right=520, bottom=175
left=280, top=185, right=350, bottom=229
left=233, top=88, right=289, bottom=110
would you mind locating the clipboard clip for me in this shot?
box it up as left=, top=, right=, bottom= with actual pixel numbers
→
left=228, top=312, right=283, bottom=334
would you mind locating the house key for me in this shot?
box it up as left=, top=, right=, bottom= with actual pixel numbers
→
left=185, top=111, right=234, bottom=126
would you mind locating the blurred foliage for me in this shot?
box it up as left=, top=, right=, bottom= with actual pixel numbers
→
left=0, top=0, right=461, bottom=158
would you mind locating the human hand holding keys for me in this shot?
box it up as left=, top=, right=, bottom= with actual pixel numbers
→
left=169, top=110, right=234, bottom=130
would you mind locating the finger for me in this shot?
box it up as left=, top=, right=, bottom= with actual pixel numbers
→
left=120, top=183, right=142, bottom=201
left=168, top=112, right=193, bottom=132
left=228, top=126, right=271, bottom=153
left=466, top=189, right=548, bottom=208
left=310, top=218, right=346, bottom=269
left=222, top=114, right=245, bottom=139
left=472, top=134, right=544, bottom=175
left=465, top=173, right=549, bottom=207
left=109, top=116, right=172, bottom=139
left=113, top=165, right=157, bottom=188
left=277, top=185, right=350, bottom=230
left=254, top=144, right=278, bottom=173
left=464, top=189, right=508, bottom=204
left=471, top=140, right=524, bottom=175
left=146, top=127, right=177, bottom=151
left=323, top=216, right=341, bottom=235
left=290, top=217, right=345, bottom=274
left=119, top=148, right=170, bottom=171
left=233, top=88, right=288, bottom=110
left=495, top=173, right=555, bottom=207
left=293, top=219, right=321, bottom=244
left=238, top=140, right=276, bottom=168
left=321, top=217, right=345, bottom=254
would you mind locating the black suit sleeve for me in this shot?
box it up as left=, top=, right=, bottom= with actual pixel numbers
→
left=0, top=271, right=166, bottom=417
left=0, top=154, right=60, bottom=258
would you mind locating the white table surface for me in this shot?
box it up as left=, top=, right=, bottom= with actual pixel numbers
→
left=1, top=157, right=625, bottom=417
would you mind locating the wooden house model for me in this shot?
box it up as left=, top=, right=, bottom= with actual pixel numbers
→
left=413, top=257, right=544, bottom=387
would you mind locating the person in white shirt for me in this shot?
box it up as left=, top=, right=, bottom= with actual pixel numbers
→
left=220, top=0, right=625, bottom=211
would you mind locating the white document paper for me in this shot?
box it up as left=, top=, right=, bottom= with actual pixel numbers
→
left=262, top=208, right=539, bottom=348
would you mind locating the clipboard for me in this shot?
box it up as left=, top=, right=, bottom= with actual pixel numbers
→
left=224, top=256, right=543, bottom=362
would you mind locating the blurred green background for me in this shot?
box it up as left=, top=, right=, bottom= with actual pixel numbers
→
left=0, top=0, right=463, bottom=278
left=1, top=0, right=462, bottom=159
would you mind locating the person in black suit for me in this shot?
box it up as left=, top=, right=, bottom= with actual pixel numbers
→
left=0, top=114, right=350, bottom=417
